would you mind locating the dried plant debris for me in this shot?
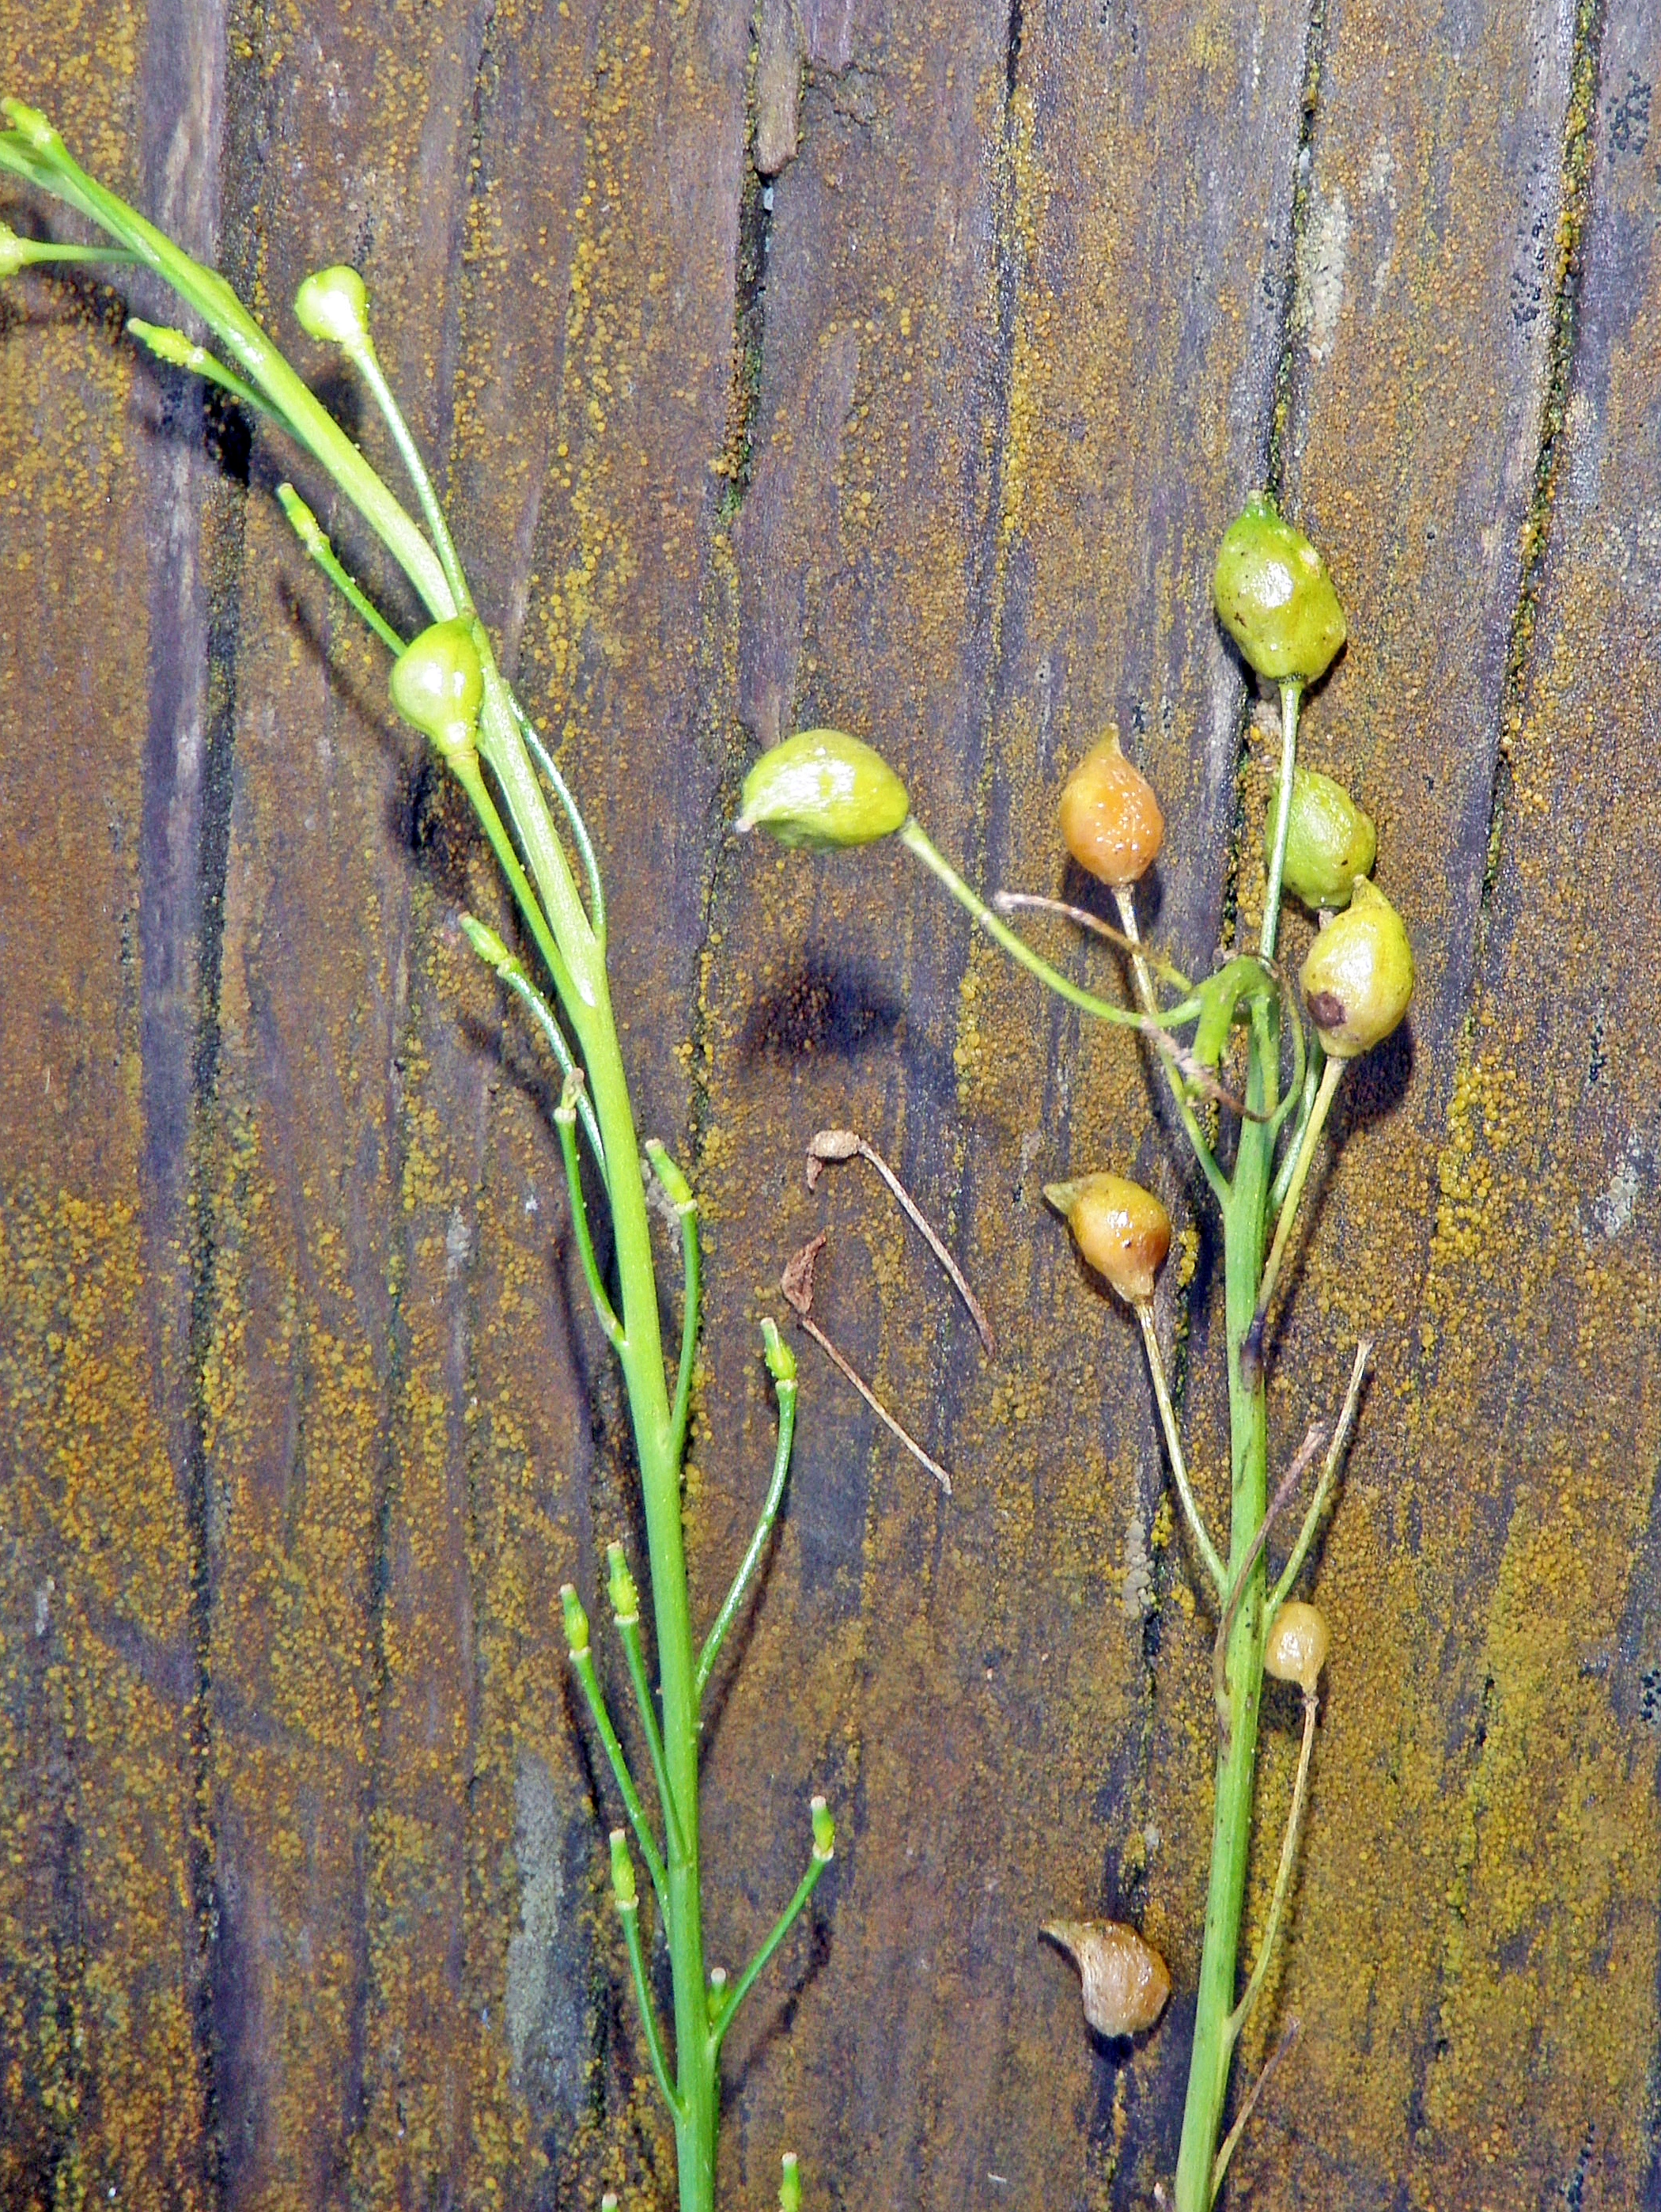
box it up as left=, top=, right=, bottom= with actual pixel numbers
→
left=805, top=1127, right=996, bottom=1355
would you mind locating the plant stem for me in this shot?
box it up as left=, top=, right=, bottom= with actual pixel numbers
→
left=697, top=1363, right=798, bottom=1701
left=899, top=818, right=1191, bottom=1034
left=1114, top=888, right=1230, bottom=1206
left=1257, top=1055, right=1343, bottom=1328
left=1173, top=992, right=1277, bottom=2212
left=1261, top=681, right=1302, bottom=963
left=1134, top=1301, right=1225, bottom=1594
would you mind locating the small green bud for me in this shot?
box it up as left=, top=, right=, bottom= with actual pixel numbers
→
left=460, top=913, right=515, bottom=973
left=294, top=263, right=371, bottom=353
left=389, top=618, right=483, bottom=759
left=1266, top=764, right=1376, bottom=911
left=644, top=1138, right=694, bottom=1211
left=609, top=1828, right=637, bottom=1910
left=810, top=1793, right=834, bottom=1862
left=1213, top=493, right=1347, bottom=684
left=761, top=1315, right=796, bottom=1387
left=735, top=729, right=910, bottom=850
left=606, top=1541, right=639, bottom=1622
left=1299, top=877, right=1414, bottom=1058
left=2, top=100, right=60, bottom=153
left=779, top=2154, right=802, bottom=2212
left=0, top=222, right=32, bottom=279
left=560, top=1582, right=589, bottom=1656
left=707, top=1964, right=731, bottom=2021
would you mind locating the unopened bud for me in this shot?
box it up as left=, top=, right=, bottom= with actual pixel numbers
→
left=1058, top=729, right=1164, bottom=888
left=2, top=100, right=61, bottom=154
left=1264, top=1600, right=1330, bottom=1695
left=609, top=1828, right=637, bottom=1910
left=606, top=1542, right=639, bottom=1623
left=460, top=913, right=515, bottom=973
left=736, top=729, right=910, bottom=850
left=810, top=1794, right=834, bottom=1862
left=1046, top=1173, right=1171, bottom=1305
left=560, top=1583, right=590, bottom=1657
left=1214, top=493, right=1347, bottom=684
left=1042, top=1919, right=1171, bottom=2038
left=294, top=264, right=371, bottom=354
left=0, top=222, right=32, bottom=279
left=761, top=1315, right=796, bottom=1386
left=389, top=618, right=483, bottom=760
left=1299, top=877, right=1413, bottom=1058
left=1267, top=763, right=1376, bottom=911
left=779, top=2153, right=802, bottom=2212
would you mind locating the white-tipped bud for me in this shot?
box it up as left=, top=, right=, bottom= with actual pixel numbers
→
left=294, top=264, right=371, bottom=353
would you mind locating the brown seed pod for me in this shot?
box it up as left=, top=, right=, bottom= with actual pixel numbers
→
left=1263, top=1600, right=1330, bottom=1695
left=1042, top=1919, right=1171, bottom=2039
left=1058, top=729, right=1165, bottom=888
left=1046, top=1172, right=1172, bottom=1305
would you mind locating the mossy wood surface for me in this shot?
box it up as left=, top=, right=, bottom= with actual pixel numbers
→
left=2, top=0, right=1658, bottom=2205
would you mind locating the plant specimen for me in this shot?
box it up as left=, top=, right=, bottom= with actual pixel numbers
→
left=738, top=496, right=1412, bottom=2204
left=1, top=104, right=835, bottom=2212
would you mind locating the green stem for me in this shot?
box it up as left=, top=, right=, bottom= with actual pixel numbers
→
left=618, top=1897, right=684, bottom=2119
left=713, top=1850, right=830, bottom=2054
left=512, top=698, right=608, bottom=945
left=615, top=1607, right=687, bottom=1861
left=697, top=1360, right=798, bottom=1701
left=275, top=481, right=407, bottom=654
left=1113, top=888, right=1231, bottom=1210
left=1223, top=1691, right=1318, bottom=2051
left=899, top=818, right=1194, bottom=1035
left=352, top=338, right=475, bottom=615
left=554, top=1089, right=626, bottom=1350
left=1261, top=680, right=1302, bottom=962
left=1174, top=993, right=1277, bottom=2212
left=1133, top=1301, right=1225, bottom=1594
left=568, top=1646, right=669, bottom=1915
left=645, top=1142, right=700, bottom=1475
left=1257, top=1055, right=1343, bottom=1328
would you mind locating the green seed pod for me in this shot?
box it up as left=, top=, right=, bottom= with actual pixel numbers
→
left=389, top=617, right=484, bottom=759
left=735, top=729, right=910, bottom=850
left=1299, top=877, right=1414, bottom=1058
left=1213, top=493, right=1347, bottom=684
left=1264, top=1600, right=1330, bottom=1695
left=1266, top=764, right=1377, bottom=911
left=294, top=263, right=371, bottom=353
left=1046, top=1172, right=1171, bottom=1305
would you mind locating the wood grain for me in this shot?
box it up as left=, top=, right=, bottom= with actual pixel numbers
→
left=2, top=0, right=1657, bottom=2204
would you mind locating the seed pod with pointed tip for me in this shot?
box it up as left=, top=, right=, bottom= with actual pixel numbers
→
left=1266, top=764, right=1377, bottom=911
left=1264, top=1600, right=1330, bottom=1695
left=1046, top=1172, right=1171, bottom=1305
left=389, top=617, right=484, bottom=761
left=1043, top=1920, right=1171, bottom=2039
left=294, top=263, right=371, bottom=353
left=1213, top=493, right=1347, bottom=684
left=1299, top=876, right=1414, bottom=1058
left=736, top=729, right=910, bottom=850
left=1058, top=729, right=1165, bottom=888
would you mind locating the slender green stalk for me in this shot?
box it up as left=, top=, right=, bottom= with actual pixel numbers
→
left=1257, top=1055, right=1343, bottom=1326
left=1173, top=992, right=1276, bottom=2212
left=1267, top=1340, right=1371, bottom=1620
left=554, top=1086, right=626, bottom=1351
left=615, top=1605, right=688, bottom=1861
left=1261, top=680, right=1302, bottom=963
left=1134, top=1301, right=1225, bottom=1594
left=618, top=1889, right=683, bottom=2119
left=275, top=481, right=407, bottom=654
left=899, top=819, right=1197, bottom=1036
left=566, top=1642, right=669, bottom=1915
left=698, top=1339, right=799, bottom=1700
left=1114, top=888, right=1231, bottom=1206
left=713, top=1847, right=830, bottom=2053
left=645, top=1141, right=700, bottom=1474
left=1223, top=1691, right=1318, bottom=2051
left=513, top=699, right=608, bottom=944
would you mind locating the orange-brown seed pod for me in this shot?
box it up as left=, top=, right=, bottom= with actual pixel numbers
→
left=1046, top=1172, right=1171, bottom=1305
left=1043, top=1919, right=1171, bottom=2039
left=1264, top=1600, right=1330, bottom=1695
left=1058, top=729, right=1164, bottom=888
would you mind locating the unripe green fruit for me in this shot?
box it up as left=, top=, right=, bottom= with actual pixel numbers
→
left=389, top=618, right=484, bottom=758
left=735, top=729, right=910, bottom=850
left=1046, top=1172, right=1171, bottom=1305
left=294, top=263, right=371, bottom=351
left=1266, top=765, right=1376, bottom=911
left=1299, top=877, right=1414, bottom=1058
left=1213, top=493, right=1347, bottom=683
left=1264, top=1600, right=1330, bottom=1694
